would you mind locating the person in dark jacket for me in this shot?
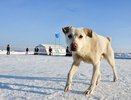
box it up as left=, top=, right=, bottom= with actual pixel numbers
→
left=36, top=48, right=39, bottom=55
left=66, top=46, right=72, bottom=56
left=6, top=44, right=10, bottom=55
left=26, top=48, right=29, bottom=54
left=34, top=47, right=39, bottom=55
left=49, top=46, right=52, bottom=55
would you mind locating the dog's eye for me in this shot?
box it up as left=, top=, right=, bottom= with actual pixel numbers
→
left=68, top=34, right=72, bottom=39
left=79, top=35, right=83, bottom=39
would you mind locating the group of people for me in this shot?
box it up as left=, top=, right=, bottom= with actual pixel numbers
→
left=6, top=44, right=29, bottom=55
left=5, top=44, right=70, bottom=56
left=5, top=44, right=53, bottom=55
left=34, top=46, right=52, bottom=55
left=34, top=47, right=39, bottom=55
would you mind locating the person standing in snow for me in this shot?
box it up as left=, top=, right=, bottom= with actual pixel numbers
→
left=26, top=48, right=29, bottom=54
left=6, top=44, right=10, bottom=55
left=49, top=46, right=52, bottom=55
left=34, top=47, right=39, bottom=55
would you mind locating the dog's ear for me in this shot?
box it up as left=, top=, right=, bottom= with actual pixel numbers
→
left=62, top=26, right=71, bottom=34
left=83, top=28, right=92, bottom=38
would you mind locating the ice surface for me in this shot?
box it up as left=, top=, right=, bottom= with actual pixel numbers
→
left=0, top=55, right=131, bottom=100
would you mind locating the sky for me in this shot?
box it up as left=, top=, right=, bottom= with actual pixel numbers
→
left=0, top=0, right=131, bottom=52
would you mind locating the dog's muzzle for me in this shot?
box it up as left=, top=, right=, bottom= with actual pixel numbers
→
left=70, top=42, right=78, bottom=51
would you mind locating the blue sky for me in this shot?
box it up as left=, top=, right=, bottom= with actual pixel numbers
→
left=0, top=0, right=131, bottom=52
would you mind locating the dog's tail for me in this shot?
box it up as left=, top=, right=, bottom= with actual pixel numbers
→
left=107, top=37, right=112, bottom=42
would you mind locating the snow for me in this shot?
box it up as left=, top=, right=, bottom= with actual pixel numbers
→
left=0, top=50, right=34, bottom=55
left=0, top=54, right=131, bottom=100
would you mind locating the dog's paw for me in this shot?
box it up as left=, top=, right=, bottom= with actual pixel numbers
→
left=113, top=77, right=118, bottom=82
left=64, top=84, right=72, bottom=92
left=84, top=85, right=95, bottom=95
left=84, top=89, right=94, bottom=95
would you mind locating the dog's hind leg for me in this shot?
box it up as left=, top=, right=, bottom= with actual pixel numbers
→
left=106, top=45, right=118, bottom=82
left=64, top=60, right=80, bottom=92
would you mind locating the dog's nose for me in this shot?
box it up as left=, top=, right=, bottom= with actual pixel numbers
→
left=73, top=42, right=78, bottom=48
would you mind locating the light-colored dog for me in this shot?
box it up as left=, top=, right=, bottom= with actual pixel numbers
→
left=62, top=26, right=118, bottom=95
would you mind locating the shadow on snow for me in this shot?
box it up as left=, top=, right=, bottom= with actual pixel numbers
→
left=0, top=74, right=89, bottom=95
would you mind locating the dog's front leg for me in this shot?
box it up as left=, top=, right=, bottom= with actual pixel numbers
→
left=64, top=61, right=80, bottom=92
left=85, top=61, right=100, bottom=95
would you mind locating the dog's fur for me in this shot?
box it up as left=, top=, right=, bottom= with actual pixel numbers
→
left=62, top=26, right=118, bottom=95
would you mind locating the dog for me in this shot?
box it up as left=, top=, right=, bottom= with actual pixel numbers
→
left=62, top=26, right=118, bottom=95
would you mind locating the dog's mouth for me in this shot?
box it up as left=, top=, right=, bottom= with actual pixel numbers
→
left=71, top=48, right=77, bottom=52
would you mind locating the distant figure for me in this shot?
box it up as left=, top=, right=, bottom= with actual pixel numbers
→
left=6, top=44, right=10, bottom=55
left=66, top=46, right=72, bottom=56
left=36, top=48, right=39, bottom=55
left=34, top=47, right=39, bottom=55
left=49, top=46, right=52, bottom=55
left=26, top=48, right=29, bottom=54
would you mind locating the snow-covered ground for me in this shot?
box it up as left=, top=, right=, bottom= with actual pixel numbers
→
left=0, top=50, right=34, bottom=55
left=0, top=55, right=131, bottom=100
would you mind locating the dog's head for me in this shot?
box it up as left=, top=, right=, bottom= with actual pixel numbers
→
left=62, top=26, right=92, bottom=53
